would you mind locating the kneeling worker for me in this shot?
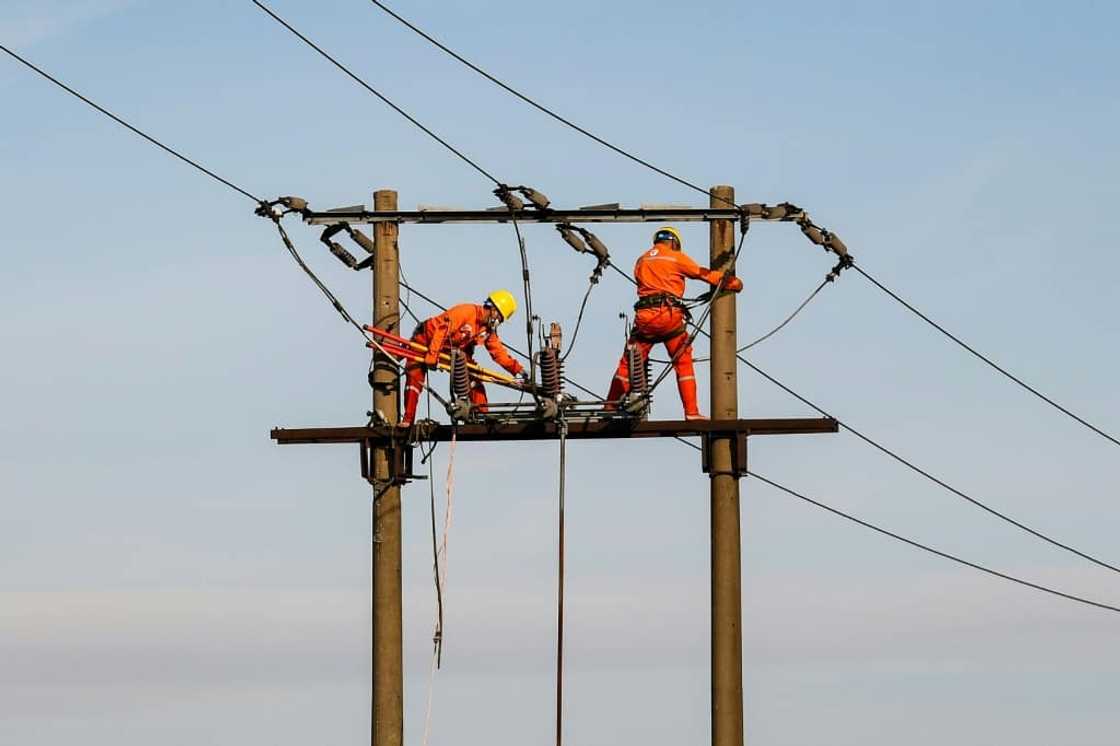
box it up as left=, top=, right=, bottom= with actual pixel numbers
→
left=400, top=289, right=526, bottom=426
left=606, top=226, right=743, bottom=419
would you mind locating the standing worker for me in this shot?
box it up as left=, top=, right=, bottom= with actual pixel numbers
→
left=606, top=227, right=743, bottom=419
left=400, top=290, right=526, bottom=426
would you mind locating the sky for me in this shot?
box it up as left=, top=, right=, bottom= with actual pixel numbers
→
left=1, top=0, right=1119, bottom=743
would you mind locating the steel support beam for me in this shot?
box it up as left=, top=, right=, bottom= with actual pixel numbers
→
left=271, top=418, right=838, bottom=445
left=304, top=206, right=749, bottom=226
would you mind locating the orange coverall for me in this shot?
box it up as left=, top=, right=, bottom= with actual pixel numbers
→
left=606, top=244, right=742, bottom=418
left=402, top=303, right=524, bottom=425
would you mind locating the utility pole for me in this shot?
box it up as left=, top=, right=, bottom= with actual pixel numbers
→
left=371, top=188, right=403, bottom=746
left=708, top=184, right=744, bottom=746
left=270, top=188, right=845, bottom=744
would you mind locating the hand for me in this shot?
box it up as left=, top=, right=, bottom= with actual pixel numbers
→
left=725, top=276, right=743, bottom=292
left=423, top=351, right=440, bottom=368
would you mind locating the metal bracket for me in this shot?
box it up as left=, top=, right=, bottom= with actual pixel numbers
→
left=359, top=438, right=419, bottom=486
left=700, top=432, right=748, bottom=478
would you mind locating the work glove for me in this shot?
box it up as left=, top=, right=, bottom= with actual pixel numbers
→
left=724, top=276, right=744, bottom=292
left=423, top=350, right=440, bottom=368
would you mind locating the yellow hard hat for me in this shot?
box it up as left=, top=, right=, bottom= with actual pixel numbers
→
left=653, top=226, right=683, bottom=249
left=486, top=289, right=517, bottom=322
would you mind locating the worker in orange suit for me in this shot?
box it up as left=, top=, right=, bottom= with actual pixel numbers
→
left=606, top=226, right=743, bottom=419
left=400, top=289, right=526, bottom=426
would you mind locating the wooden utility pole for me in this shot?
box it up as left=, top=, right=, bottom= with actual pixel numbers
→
left=371, top=188, right=403, bottom=746
left=708, top=184, right=744, bottom=746
left=271, top=188, right=843, bottom=744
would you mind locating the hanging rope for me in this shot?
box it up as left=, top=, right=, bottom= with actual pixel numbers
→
left=422, top=426, right=457, bottom=746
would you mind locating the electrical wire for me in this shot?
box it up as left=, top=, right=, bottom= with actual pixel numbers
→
left=853, top=264, right=1120, bottom=451
left=738, top=355, right=1120, bottom=575
left=250, top=0, right=502, bottom=186
left=748, top=470, right=1120, bottom=615
left=363, top=0, right=724, bottom=204
left=509, top=213, right=537, bottom=377
left=0, top=43, right=260, bottom=203
left=685, top=277, right=830, bottom=364
left=737, top=278, right=828, bottom=353
left=390, top=276, right=1120, bottom=612
left=560, top=282, right=595, bottom=362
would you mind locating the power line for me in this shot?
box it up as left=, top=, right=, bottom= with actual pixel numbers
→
left=250, top=0, right=502, bottom=186
left=738, top=355, right=1120, bottom=576
left=0, top=43, right=261, bottom=203
left=363, top=0, right=722, bottom=203
left=854, top=264, right=1120, bottom=450
left=347, top=7, right=1120, bottom=455
left=747, top=470, right=1120, bottom=615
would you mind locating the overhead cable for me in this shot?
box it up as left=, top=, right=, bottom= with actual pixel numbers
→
left=748, top=470, right=1120, bottom=615
left=738, top=355, right=1120, bottom=575
left=854, top=264, right=1120, bottom=450
left=250, top=0, right=502, bottom=186
left=363, top=0, right=721, bottom=203
left=0, top=43, right=260, bottom=203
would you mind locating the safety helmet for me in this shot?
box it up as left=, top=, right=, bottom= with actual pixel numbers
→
left=485, top=289, right=517, bottom=322
left=653, top=226, right=683, bottom=249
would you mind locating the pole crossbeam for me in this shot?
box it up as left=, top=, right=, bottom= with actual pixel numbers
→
left=303, top=206, right=747, bottom=225
left=271, top=417, right=838, bottom=445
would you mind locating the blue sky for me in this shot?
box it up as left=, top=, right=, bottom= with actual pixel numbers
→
left=2, top=1, right=1119, bottom=744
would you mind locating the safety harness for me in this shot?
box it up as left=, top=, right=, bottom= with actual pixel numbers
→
left=630, top=293, right=690, bottom=343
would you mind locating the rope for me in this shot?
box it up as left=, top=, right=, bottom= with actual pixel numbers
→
left=853, top=264, right=1120, bottom=451
left=251, top=0, right=502, bottom=186
left=748, top=470, right=1120, bottom=615
left=421, top=427, right=457, bottom=746
left=0, top=43, right=260, bottom=202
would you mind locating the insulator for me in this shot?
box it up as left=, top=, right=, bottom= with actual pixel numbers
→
left=327, top=241, right=359, bottom=269
left=537, top=347, right=563, bottom=400
left=764, top=204, right=790, bottom=220
left=800, top=223, right=825, bottom=246
left=557, top=225, right=588, bottom=254
left=494, top=188, right=524, bottom=211
left=582, top=230, right=610, bottom=263
left=348, top=228, right=376, bottom=254
left=519, top=186, right=551, bottom=210
left=449, top=349, right=471, bottom=402
left=626, top=344, right=647, bottom=397
left=825, top=232, right=848, bottom=257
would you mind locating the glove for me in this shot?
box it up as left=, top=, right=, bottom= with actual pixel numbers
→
left=423, top=350, right=440, bottom=367
left=724, top=276, right=744, bottom=292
